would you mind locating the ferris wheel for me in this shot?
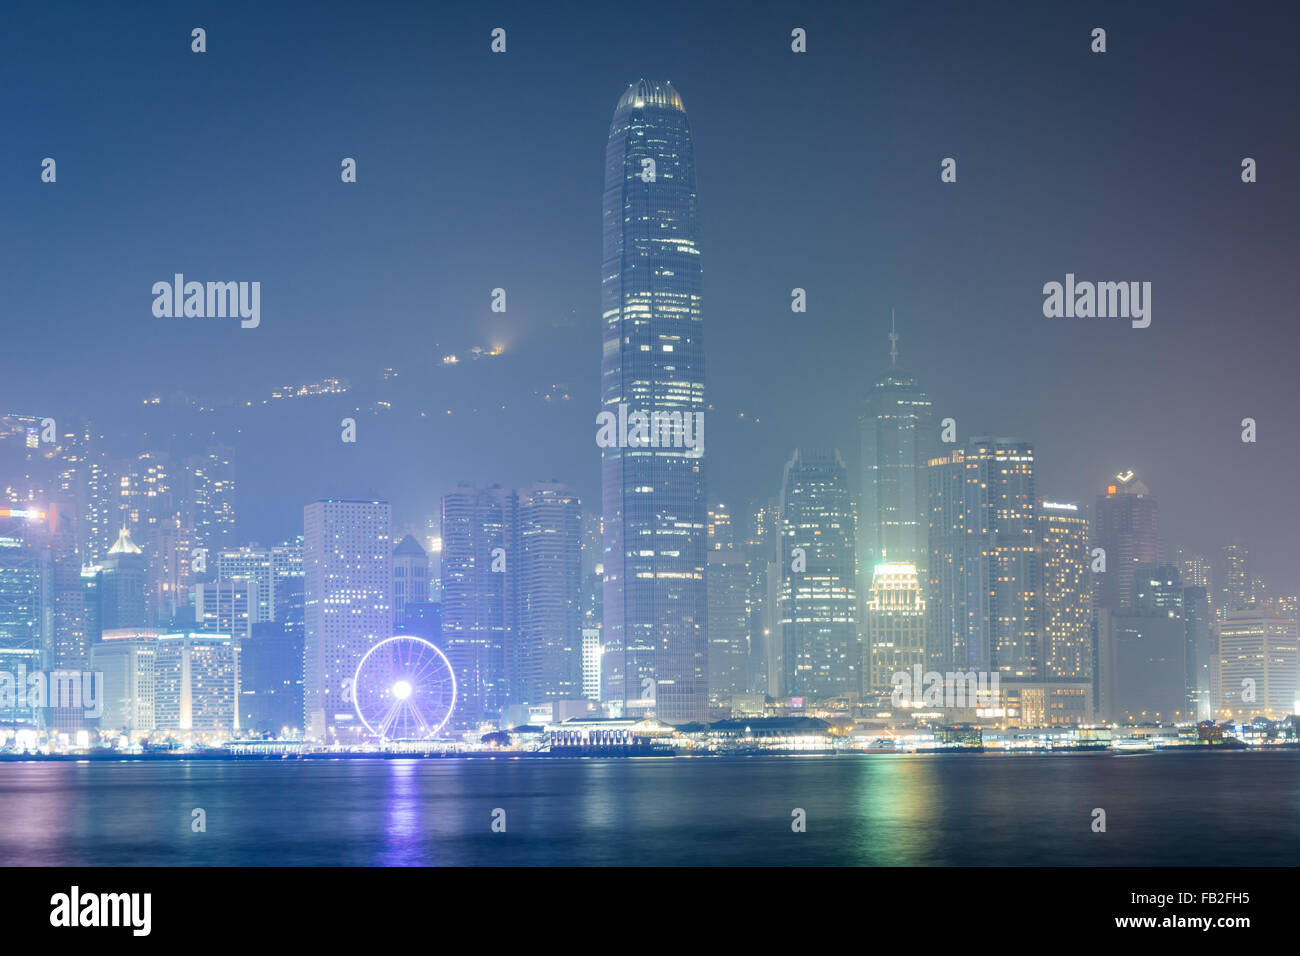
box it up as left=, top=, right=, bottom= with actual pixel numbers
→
left=352, top=636, right=457, bottom=740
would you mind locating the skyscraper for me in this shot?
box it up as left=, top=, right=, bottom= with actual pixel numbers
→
left=303, top=499, right=392, bottom=742
left=0, top=508, right=47, bottom=725
left=707, top=503, right=750, bottom=701
left=1212, top=608, right=1300, bottom=721
left=439, top=484, right=514, bottom=726
left=1091, top=472, right=1160, bottom=613
left=600, top=80, right=707, bottom=723
left=926, top=438, right=1040, bottom=677
left=514, top=482, right=583, bottom=707
left=776, top=449, right=859, bottom=700
left=1037, top=500, right=1091, bottom=681
left=96, top=527, right=148, bottom=632
left=858, top=314, right=934, bottom=574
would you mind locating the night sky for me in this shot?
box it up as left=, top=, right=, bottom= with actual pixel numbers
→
left=3, top=1, right=1298, bottom=589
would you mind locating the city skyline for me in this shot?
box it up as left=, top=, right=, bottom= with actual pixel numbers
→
left=3, top=2, right=1298, bottom=598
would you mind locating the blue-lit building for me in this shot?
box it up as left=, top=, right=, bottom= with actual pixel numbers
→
left=0, top=508, right=48, bottom=726
left=600, top=80, right=708, bottom=724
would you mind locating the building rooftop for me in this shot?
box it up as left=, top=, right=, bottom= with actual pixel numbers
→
left=613, top=79, right=686, bottom=115
left=108, top=527, right=142, bottom=555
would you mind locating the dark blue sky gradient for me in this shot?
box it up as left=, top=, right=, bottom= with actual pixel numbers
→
left=3, top=1, right=1298, bottom=589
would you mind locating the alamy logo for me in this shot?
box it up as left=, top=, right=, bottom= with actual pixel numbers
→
left=50, top=886, right=151, bottom=936
left=1042, top=273, right=1150, bottom=328
left=891, top=666, right=1000, bottom=708
left=596, top=404, right=704, bottom=457
left=152, top=274, right=260, bottom=328
left=0, top=667, right=102, bottom=717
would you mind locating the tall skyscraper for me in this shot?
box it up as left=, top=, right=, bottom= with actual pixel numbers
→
left=514, top=482, right=583, bottom=706
left=776, top=449, right=859, bottom=700
left=1038, top=500, right=1091, bottom=681
left=926, top=438, right=1040, bottom=677
left=1091, top=472, right=1160, bottom=613
left=600, top=79, right=707, bottom=723
left=707, top=503, right=750, bottom=701
left=858, top=314, right=934, bottom=574
left=303, top=499, right=392, bottom=742
left=440, top=484, right=514, bottom=726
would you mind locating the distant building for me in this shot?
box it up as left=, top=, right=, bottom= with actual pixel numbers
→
left=96, top=527, right=148, bottom=632
left=391, top=534, right=429, bottom=630
left=153, top=632, right=239, bottom=736
left=1038, top=500, right=1091, bottom=681
left=599, top=80, right=708, bottom=726
left=1212, top=609, right=1299, bottom=721
left=857, top=317, right=935, bottom=578
left=513, top=482, right=583, bottom=706
left=1183, top=586, right=1213, bottom=720
left=90, top=629, right=157, bottom=737
left=195, top=577, right=250, bottom=637
left=240, top=617, right=303, bottom=736
left=866, top=562, right=926, bottom=701
left=777, top=449, right=859, bottom=700
left=581, top=627, right=603, bottom=703
left=303, top=499, right=392, bottom=741
left=926, top=438, right=1039, bottom=678
left=1134, top=563, right=1183, bottom=617
left=707, top=503, right=750, bottom=699
left=440, top=484, right=514, bottom=726
left=216, top=538, right=302, bottom=626
left=0, top=508, right=48, bottom=725
left=1096, top=609, right=1188, bottom=723
left=1092, top=472, right=1160, bottom=613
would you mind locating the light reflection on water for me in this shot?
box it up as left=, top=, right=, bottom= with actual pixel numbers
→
left=0, top=751, right=1296, bottom=865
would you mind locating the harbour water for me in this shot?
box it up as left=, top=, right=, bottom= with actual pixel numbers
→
left=1, top=751, right=1296, bottom=866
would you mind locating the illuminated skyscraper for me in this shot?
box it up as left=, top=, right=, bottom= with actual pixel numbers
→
left=303, top=499, right=392, bottom=741
left=600, top=80, right=707, bottom=723
left=0, top=508, right=48, bottom=725
left=926, top=438, right=1040, bottom=677
left=776, top=449, right=859, bottom=700
left=153, top=631, right=240, bottom=736
left=1212, top=609, right=1300, bottom=721
left=1038, top=500, right=1091, bottom=681
left=866, top=562, right=926, bottom=699
left=858, top=314, right=934, bottom=575
left=1091, top=472, right=1160, bottom=613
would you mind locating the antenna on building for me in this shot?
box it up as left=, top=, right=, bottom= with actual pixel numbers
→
left=888, top=309, right=899, bottom=368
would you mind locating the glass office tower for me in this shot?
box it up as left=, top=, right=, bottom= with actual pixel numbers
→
left=600, top=80, right=708, bottom=723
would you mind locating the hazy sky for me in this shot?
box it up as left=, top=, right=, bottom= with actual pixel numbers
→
left=3, top=1, right=1298, bottom=590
